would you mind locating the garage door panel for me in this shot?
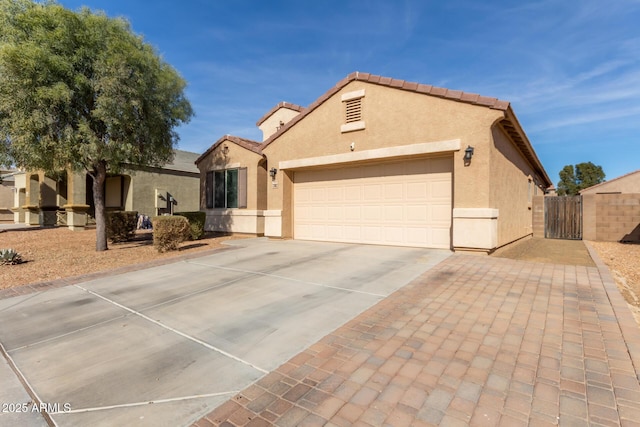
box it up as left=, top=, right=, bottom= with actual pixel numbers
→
left=362, top=205, right=382, bottom=221
left=432, top=204, right=452, bottom=222
left=363, top=184, right=382, bottom=201
left=384, top=183, right=404, bottom=199
left=344, top=186, right=361, bottom=201
left=431, top=180, right=452, bottom=199
left=384, top=205, right=404, bottom=221
left=328, top=206, right=343, bottom=220
left=294, top=158, right=452, bottom=248
left=406, top=182, right=428, bottom=200
left=406, top=205, right=428, bottom=222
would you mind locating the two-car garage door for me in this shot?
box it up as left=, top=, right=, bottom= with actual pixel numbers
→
left=293, top=156, right=452, bottom=249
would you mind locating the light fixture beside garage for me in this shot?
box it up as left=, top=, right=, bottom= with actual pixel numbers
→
left=269, top=167, right=278, bottom=179
left=464, top=145, right=474, bottom=166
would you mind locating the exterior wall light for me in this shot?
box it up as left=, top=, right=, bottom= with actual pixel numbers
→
left=269, top=167, right=278, bottom=179
left=464, top=145, right=474, bottom=165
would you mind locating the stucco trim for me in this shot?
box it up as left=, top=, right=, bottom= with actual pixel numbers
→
left=340, top=121, right=365, bottom=133
left=452, top=208, right=499, bottom=219
left=341, top=89, right=365, bottom=101
left=279, top=139, right=461, bottom=170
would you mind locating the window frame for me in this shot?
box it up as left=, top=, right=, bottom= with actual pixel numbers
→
left=206, top=167, right=247, bottom=209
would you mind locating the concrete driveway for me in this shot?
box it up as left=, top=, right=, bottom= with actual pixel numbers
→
left=0, top=238, right=450, bottom=426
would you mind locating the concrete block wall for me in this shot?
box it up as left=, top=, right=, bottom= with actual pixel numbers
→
left=582, top=193, right=640, bottom=242
left=532, top=195, right=545, bottom=238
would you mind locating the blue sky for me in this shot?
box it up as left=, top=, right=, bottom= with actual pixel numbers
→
left=57, top=0, right=640, bottom=187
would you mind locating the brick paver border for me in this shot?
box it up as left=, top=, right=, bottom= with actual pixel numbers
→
left=193, top=249, right=640, bottom=426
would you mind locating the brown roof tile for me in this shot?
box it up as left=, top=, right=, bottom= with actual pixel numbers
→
left=429, top=86, right=447, bottom=97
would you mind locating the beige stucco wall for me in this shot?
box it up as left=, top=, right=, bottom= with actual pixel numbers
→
left=125, top=168, right=199, bottom=217
left=259, top=108, right=301, bottom=141
left=489, top=126, right=546, bottom=246
left=581, top=171, right=640, bottom=194
left=196, top=140, right=267, bottom=233
left=263, top=81, right=506, bottom=241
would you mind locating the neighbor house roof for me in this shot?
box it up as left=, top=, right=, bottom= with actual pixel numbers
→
left=195, top=135, right=263, bottom=165
left=163, top=150, right=200, bottom=173
left=580, top=169, right=640, bottom=194
left=260, top=71, right=552, bottom=187
left=256, top=101, right=305, bottom=126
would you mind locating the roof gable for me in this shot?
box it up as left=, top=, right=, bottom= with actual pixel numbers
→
left=195, top=135, right=263, bottom=165
left=261, top=71, right=511, bottom=149
left=256, top=101, right=305, bottom=127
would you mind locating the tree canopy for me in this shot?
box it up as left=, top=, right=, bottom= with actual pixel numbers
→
left=557, top=162, right=605, bottom=196
left=0, top=0, right=193, bottom=250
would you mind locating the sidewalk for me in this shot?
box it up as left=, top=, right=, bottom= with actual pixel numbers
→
left=194, top=247, right=640, bottom=426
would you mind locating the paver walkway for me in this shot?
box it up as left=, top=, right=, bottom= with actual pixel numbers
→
left=194, top=245, right=640, bottom=426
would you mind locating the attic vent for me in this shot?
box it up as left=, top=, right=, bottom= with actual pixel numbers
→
left=345, top=98, right=362, bottom=123
left=340, top=89, right=366, bottom=133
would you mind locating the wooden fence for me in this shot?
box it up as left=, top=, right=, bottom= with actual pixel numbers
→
left=545, top=196, right=582, bottom=240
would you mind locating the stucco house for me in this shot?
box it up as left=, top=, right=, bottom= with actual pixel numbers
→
left=580, top=170, right=640, bottom=195
left=196, top=72, right=552, bottom=253
left=12, top=150, right=200, bottom=230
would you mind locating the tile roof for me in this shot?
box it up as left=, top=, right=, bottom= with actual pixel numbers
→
left=195, top=135, right=263, bottom=165
left=258, top=71, right=552, bottom=187
left=261, top=71, right=510, bottom=148
left=256, top=101, right=305, bottom=126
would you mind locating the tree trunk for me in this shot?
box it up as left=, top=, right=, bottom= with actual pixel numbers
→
left=92, top=161, right=108, bottom=251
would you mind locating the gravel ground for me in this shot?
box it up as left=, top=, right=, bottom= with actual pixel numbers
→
left=590, top=241, right=640, bottom=324
left=0, top=227, right=246, bottom=290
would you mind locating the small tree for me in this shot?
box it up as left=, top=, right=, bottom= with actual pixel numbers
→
left=557, top=162, right=605, bottom=196
left=0, top=0, right=193, bottom=251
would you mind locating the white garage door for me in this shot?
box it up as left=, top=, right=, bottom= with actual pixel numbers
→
left=294, top=157, right=452, bottom=248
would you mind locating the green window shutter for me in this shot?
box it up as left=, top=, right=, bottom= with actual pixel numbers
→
left=238, top=167, right=247, bottom=209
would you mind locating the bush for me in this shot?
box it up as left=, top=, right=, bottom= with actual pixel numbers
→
left=107, top=211, right=138, bottom=243
left=152, top=215, right=191, bottom=252
left=0, top=248, right=23, bottom=265
left=175, top=211, right=206, bottom=240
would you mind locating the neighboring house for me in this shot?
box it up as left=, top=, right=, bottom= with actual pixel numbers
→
left=0, top=170, right=17, bottom=222
left=580, top=170, right=640, bottom=195
left=12, top=150, right=200, bottom=230
left=580, top=169, right=640, bottom=243
left=197, top=72, right=552, bottom=253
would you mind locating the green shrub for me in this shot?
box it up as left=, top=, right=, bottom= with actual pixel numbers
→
left=0, top=248, right=23, bottom=265
left=106, top=211, right=138, bottom=243
left=175, top=211, right=206, bottom=240
left=152, top=215, right=191, bottom=252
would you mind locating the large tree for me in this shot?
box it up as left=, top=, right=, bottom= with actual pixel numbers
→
left=0, top=0, right=193, bottom=250
left=557, top=162, right=605, bottom=196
